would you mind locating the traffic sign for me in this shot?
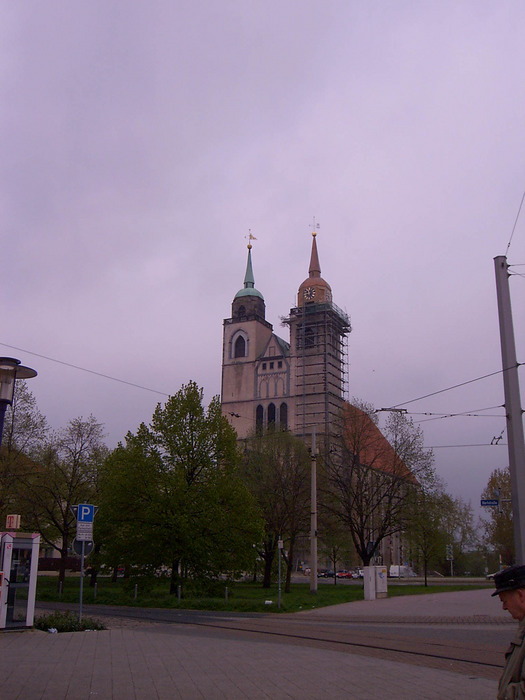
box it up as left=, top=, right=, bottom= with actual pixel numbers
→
left=76, top=522, right=93, bottom=541
left=77, top=504, right=95, bottom=523
left=73, top=539, right=94, bottom=556
left=481, top=499, right=499, bottom=507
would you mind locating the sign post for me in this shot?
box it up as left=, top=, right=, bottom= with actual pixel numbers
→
left=71, top=504, right=97, bottom=622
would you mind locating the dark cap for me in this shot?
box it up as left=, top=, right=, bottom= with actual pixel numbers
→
left=492, top=565, right=525, bottom=596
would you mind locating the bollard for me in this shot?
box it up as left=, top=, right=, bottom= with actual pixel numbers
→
left=134, top=583, right=138, bottom=600
left=94, top=582, right=97, bottom=599
left=58, top=581, right=63, bottom=598
left=225, top=586, right=228, bottom=603
left=177, top=585, right=181, bottom=603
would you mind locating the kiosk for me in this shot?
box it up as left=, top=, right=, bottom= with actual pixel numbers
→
left=0, top=532, right=40, bottom=629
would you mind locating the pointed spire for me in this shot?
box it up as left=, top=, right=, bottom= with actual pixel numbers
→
left=234, top=241, right=264, bottom=301
left=309, top=231, right=321, bottom=278
left=244, top=244, right=255, bottom=288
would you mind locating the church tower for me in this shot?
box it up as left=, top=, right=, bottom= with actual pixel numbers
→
left=221, top=243, right=292, bottom=439
left=221, top=232, right=350, bottom=446
left=283, top=231, right=351, bottom=445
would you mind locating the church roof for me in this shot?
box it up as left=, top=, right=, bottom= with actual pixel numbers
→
left=341, top=403, right=418, bottom=484
left=234, top=244, right=264, bottom=300
left=273, top=335, right=290, bottom=356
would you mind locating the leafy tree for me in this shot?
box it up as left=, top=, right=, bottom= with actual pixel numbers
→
left=481, top=467, right=513, bottom=566
left=405, top=466, right=477, bottom=584
left=242, top=430, right=310, bottom=591
left=323, top=402, right=434, bottom=566
left=440, top=494, right=477, bottom=574
left=98, top=382, right=263, bottom=594
left=318, top=510, right=354, bottom=584
left=0, top=380, right=47, bottom=521
left=19, top=415, right=106, bottom=588
left=404, top=467, right=450, bottom=585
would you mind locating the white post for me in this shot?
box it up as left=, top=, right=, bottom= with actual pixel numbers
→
left=26, top=534, right=40, bottom=627
left=363, top=566, right=376, bottom=601
left=494, top=256, right=525, bottom=565
left=0, top=533, right=13, bottom=629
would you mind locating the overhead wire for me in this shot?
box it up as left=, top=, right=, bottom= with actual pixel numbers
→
left=0, top=342, right=170, bottom=398
left=387, top=365, right=521, bottom=410
left=506, top=187, right=525, bottom=256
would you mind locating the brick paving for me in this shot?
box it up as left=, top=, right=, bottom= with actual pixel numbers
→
left=0, top=588, right=507, bottom=699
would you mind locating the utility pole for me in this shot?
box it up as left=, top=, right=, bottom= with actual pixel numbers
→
left=494, top=256, right=525, bottom=565
left=310, top=428, right=318, bottom=593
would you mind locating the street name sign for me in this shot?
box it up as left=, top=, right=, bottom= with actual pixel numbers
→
left=481, top=499, right=499, bottom=507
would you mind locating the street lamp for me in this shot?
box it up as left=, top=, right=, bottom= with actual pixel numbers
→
left=0, top=357, right=37, bottom=449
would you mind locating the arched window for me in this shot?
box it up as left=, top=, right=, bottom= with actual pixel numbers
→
left=234, top=335, right=246, bottom=358
left=256, top=405, right=264, bottom=435
left=279, top=402, right=288, bottom=431
left=268, top=403, right=276, bottom=431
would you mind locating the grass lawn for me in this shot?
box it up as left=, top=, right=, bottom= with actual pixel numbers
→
left=36, top=575, right=491, bottom=614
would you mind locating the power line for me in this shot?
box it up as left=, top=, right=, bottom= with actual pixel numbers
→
left=506, top=187, right=525, bottom=256
left=409, top=404, right=503, bottom=416
left=427, top=443, right=508, bottom=449
left=0, top=342, right=170, bottom=398
left=414, top=411, right=504, bottom=424
left=389, top=366, right=521, bottom=410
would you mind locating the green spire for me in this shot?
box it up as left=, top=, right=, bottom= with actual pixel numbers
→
left=244, top=245, right=255, bottom=288
left=234, top=244, right=264, bottom=300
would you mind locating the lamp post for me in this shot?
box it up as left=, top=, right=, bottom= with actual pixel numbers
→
left=0, top=357, right=37, bottom=449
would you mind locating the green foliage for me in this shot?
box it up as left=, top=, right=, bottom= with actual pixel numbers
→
left=34, top=610, right=105, bottom=632
left=405, top=467, right=477, bottom=583
left=242, top=430, right=311, bottom=589
left=15, top=414, right=106, bottom=588
left=481, top=467, right=513, bottom=565
left=97, top=382, right=264, bottom=592
left=36, top=574, right=489, bottom=614
left=0, top=380, right=48, bottom=523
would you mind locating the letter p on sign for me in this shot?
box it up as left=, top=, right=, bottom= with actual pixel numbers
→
left=78, top=504, right=95, bottom=523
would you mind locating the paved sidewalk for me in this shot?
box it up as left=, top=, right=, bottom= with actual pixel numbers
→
left=1, top=623, right=498, bottom=699
left=299, top=586, right=511, bottom=623
left=0, top=589, right=506, bottom=699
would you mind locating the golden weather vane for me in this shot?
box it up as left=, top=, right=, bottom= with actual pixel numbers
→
left=245, top=229, right=257, bottom=248
left=310, top=217, right=320, bottom=237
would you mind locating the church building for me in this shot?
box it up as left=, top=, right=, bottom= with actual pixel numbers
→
left=221, top=232, right=351, bottom=450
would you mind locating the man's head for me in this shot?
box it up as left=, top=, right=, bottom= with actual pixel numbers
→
left=493, top=565, right=525, bottom=621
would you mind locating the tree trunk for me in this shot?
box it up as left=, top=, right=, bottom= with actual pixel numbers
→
left=57, top=542, right=68, bottom=592
left=88, top=543, right=102, bottom=587
left=284, top=539, right=295, bottom=593
left=262, top=548, right=275, bottom=588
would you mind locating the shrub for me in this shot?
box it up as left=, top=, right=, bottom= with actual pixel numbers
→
left=34, top=610, right=106, bottom=633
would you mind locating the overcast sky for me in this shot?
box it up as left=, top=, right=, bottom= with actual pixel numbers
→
left=2, top=1, right=524, bottom=516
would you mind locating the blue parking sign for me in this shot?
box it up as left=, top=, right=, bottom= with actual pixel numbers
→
left=77, top=504, right=95, bottom=523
